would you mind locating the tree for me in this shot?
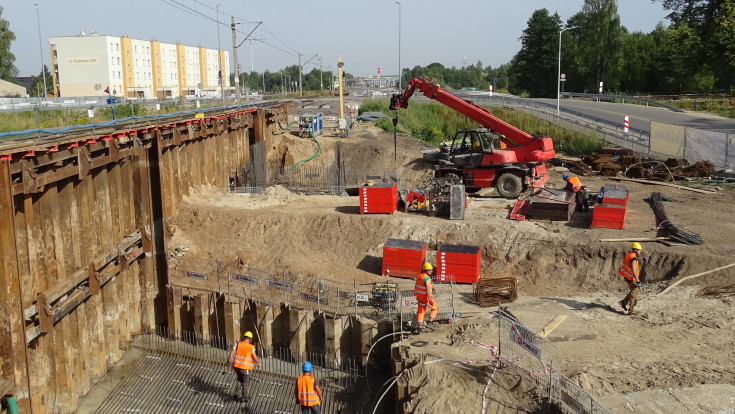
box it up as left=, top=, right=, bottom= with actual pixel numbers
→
left=570, top=0, right=625, bottom=93
left=0, top=6, right=18, bottom=81
left=508, top=9, right=562, bottom=97
left=31, top=65, right=53, bottom=97
left=657, top=0, right=735, bottom=91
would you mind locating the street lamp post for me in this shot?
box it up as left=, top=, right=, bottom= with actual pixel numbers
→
left=557, top=26, right=576, bottom=116
left=395, top=1, right=401, bottom=91
left=34, top=3, right=47, bottom=99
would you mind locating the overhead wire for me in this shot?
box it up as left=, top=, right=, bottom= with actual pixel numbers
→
left=160, top=0, right=313, bottom=60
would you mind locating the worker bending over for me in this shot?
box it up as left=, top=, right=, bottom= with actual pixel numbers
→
left=296, top=361, right=323, bottom=413
left=414, top=262, right=438, bottom=333
left=619, top=242, right=643, bottom=317
left=227, top=331, right=260, bottom=402
left=563, top=174, right=589, bottom=212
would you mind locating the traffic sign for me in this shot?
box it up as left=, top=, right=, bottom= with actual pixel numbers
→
left=560, top=73, right=566, bottom=82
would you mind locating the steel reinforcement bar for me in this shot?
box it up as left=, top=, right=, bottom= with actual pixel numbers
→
left=94, top=327, right=359, bottom=414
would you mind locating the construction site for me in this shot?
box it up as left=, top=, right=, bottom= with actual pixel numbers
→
left=1, top=85, right=735, bottom=414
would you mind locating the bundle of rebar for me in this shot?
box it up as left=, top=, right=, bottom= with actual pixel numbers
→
left=474, top=277, right=518, bottom=307
left=651, top=192, right=704, bottom=245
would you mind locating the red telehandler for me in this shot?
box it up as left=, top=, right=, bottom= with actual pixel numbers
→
left=390, top=78, right=555, bottom=198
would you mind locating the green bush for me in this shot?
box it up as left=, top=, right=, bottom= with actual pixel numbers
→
left=358, top=99, right=601, bottom=155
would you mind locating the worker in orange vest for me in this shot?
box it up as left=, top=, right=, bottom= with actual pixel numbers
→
left=295, top=361, right=323, bottom=413
left=227, top=331, right=260, bottom=402
left=414, top=262, right=438, bottom=333
left=563, top=174, right=589, bottom=212
left=618, top=242, right=643, bottom=316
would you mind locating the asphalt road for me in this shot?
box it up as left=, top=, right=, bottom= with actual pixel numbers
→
left=537, top=98, right=735, bottom=134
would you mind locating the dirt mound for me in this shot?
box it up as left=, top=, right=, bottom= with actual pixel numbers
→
left=169, top=100, right=735, bottom=413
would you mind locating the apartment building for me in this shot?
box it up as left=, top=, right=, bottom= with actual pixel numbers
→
left=49, top=33, right=230, bottom=99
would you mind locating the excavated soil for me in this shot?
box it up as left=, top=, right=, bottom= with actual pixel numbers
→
left=168, top=99, right=735, bottom=413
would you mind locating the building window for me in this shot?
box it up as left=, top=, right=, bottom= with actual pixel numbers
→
left=118, top=71, right=121, bottom=78
left=110, top=42, right=113, bottom=51
left=135, top=45, right=138, bottom=52
left=116, top=43, right=119, bottom=50
left=112, top=57, right=115, bottom=65
left=117, top=57, right=120, bottom=64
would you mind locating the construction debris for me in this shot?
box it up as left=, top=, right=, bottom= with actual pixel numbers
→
left=699, top=284, right=735, bottom=297
left=474, top=277, right=518, bottom=307
left=611, top=177, right=718, bottom=194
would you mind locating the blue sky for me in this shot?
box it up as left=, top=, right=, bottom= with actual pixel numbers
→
left=3, top=0, right=669, bottom=78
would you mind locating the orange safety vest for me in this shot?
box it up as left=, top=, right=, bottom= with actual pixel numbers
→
left=297, top=375, right=319, bottom=406
left=619, top=252, right=640, bottom=281
left=567, top=176, right=582, bottom=192
left=414, top=273, right=432, bottom=302
left=232, top=341, right=255, bottom=370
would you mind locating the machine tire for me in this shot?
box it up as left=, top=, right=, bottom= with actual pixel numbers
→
left=496, top=173, right=523, bottom=199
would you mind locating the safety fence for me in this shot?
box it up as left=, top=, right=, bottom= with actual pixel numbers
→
left=93, top=326, right=359, bottom=414
left=173, top=258, right=478, bottom=323
left=494, top=309, right=613, bottom=414
left=457, top=93, right=735, bottom=170
left=261, top=163, right=402, bottom=195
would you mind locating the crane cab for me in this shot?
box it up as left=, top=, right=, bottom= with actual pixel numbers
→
left=447, top=129, right=518, bottom=168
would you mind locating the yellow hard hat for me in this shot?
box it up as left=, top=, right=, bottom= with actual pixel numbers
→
left=423, top=263, right=433, bottom=271
left=631, top=242, right=642, bottom=250
left=244, top=331, right=253, bottom=339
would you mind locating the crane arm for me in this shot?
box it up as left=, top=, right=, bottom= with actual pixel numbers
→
left=390, top=78, right=555, bottom=161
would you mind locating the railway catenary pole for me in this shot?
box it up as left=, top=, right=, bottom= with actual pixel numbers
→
left=298, top=53, right=303, bottom=97
left=231, top=16, right=240, bottom=104
left=216, top=4, right=224, bottom=103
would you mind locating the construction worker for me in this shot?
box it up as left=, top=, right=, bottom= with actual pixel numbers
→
left=563, top=174, right=589, bottom=212
left=227, top=331, right=260, bottom=402
left=296, top=361, right=323, bottom=414
left=414, top=262, right=438, bottom=333
left=619, top=242, right=643, bottom=316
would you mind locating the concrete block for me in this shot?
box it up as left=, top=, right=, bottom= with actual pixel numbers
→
left=307, top=312, right=326, bottom=356
left=254, top=302, right=273, bottom=351
left=223, top=297, right=241, bottom=345
left=166, top=286, right=183, bottom=339
left=193, top=294, right=210, bottom=343
left=324, top=314, right=344, bottom=366
left=289, top=307, right=308, bottom=362
left=272, top=304, right=290, bottom=350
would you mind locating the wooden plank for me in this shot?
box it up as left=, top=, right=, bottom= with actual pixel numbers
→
left=51, top=316, right=74, bottom=409
left=132, top=149, right=157, bottom=330
left=110, top=158, right=130, bottom=345
left=9, top=190, right=32, bottom=410
left=600, top=237, right=668, bottom=242
left=22, top=230, right=141, bottom=319
left=610, top=176, right=717, bottom=194
left=74, top=299, right=91, bottom=396
left=0, top=161, right=31, bottom=410
left=537, top=314, right=567, bottom=337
